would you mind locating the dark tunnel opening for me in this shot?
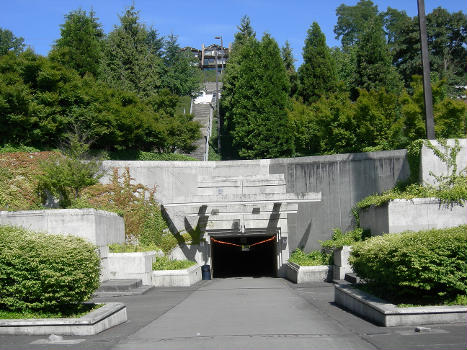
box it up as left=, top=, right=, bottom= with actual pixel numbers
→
left=211, top=235, right=277, bottom=278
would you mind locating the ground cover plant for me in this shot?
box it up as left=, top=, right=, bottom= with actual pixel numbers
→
left=0, top=225, right=100, bottom=314
left=349, top=225, right=467, bottom=306
left=289, top=248, right=331, bottom=266
left=152, top=256, right=196, bottom=270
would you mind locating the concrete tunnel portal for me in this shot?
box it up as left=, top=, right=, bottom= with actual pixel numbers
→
left=210, top=234, right=277, bottom=278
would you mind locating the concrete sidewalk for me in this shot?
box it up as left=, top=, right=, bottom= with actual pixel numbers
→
left=0, top=278, right=465, bottom=350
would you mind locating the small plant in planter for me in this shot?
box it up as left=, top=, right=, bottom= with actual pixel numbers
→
left=152, top=256, right=196, bottom=270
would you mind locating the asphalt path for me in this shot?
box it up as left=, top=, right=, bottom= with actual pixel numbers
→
left=0, top=278, right=465, bottom=350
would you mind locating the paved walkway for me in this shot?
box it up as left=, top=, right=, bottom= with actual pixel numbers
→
left=112, top=278, right=373, bottom=350
left=1, top=278, right=465, bottom=350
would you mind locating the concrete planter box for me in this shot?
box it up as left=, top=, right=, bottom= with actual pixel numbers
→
left=359, top=198, right=467, bottom=236
left=108, top=251, right=159, bottom=285
left=285, top=262, right=332, bottom=283
left=335, top=284, right=467, bottom=327
left=152, top=264, right=201, bottom=287
left=0, top=209, right=125, bottom=281
left=0, top=303, right=127, bottom=335
left=333, top=245, right=353, bottom=280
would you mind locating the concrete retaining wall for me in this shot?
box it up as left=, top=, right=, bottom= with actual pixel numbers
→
left=108, top=251, right=159, bottom=285
left=333, top=245, right=353, bottom=280
left=359, top=198, right=467, bottom=235
left=103, top=150, right=409, bottom=252
left=0, top=209, right=125, bottom=281
left=420, top=139, right=467, bottom=186
left=285, top=262, right=332, bottom=283
left=152, top=264, right=202, bottom=287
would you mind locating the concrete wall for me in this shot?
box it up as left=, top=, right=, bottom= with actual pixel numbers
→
left=360, top=198, right=467, bottom=235
left=108, top=251, right=157, bottom=285
left=0, top=209, right=125, bottom=281
left=103, top=150, right=409, bottom=252
left=420, top=138, right=467, bottom=186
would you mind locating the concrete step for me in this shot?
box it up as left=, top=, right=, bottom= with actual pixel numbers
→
left=197, top=186, right=286, bottom=196
left=198, top=174, right=285, bottom=183
left=97, top=279, right=142, bottom=292
left=344, top=273, right=360, bottom=284
left=164, top=202, right=299, bottom=215
left=166, top=192, right=321, bottom=206
left=94, top=279, right=154, bottom=297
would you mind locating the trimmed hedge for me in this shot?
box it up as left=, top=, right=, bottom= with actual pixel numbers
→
left=0, top=225, right=100, bottom=312
left=350, top=226, right=467, bottom=304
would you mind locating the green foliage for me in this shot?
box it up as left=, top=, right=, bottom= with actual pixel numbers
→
left=0, top=51, right=200, bottom=153
left=152, top=256, right=196, bottom=270
left=99, top=6, right=162, bottom=98
left=289, top=249, right=331, bottom=266
left=0, top=225, right=100, bottom=313
left=35, top=137, right=103, bottom=208
left=161, top=34, right=201, bottom=96
left=108, top=243, right=160, bottom=253
left=49, top=9, right=104, bottom=77
left=334, top=0, right=380, bottom=49
left=281, top=41, right=298, bottom=97
left=0, top=144, right=40, bottom=153
left=320, top=228, right=368, bottom=250
left=222, top=23, right=294, bottom=159
left=103, top=150, right=198, bottom=161
left=353, top=16, right=402, bottom=97
left=0, top=27, right=25, bottom=56
left=71, top=168, right=167, bottom=247
left=0, top=151, right=58, bottom=211
left=298, top=22, right=337, bottom=104
left=0, top=303, right=100, bottom=319
left=350, top=226, right=467, bottom=305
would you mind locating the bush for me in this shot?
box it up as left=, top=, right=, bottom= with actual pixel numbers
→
left=152, top=256, right=196, bottom=270
left=350, top=226, right=467, bottom=305
left=0, top=225, right=100, bottom=312
left=289, top=249, right=331, bottom=266
left=320, top=228, right=368, bottom=250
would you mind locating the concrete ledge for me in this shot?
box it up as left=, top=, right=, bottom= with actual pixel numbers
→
left=360, top=198, right=467, bottom=235
left=0, top=302, right=127, bottom=335
left=152, top=264, right=201, bottom=287
left=285, top=262, right=332, bottom=283
left=334, top=284, right=467, bottom=327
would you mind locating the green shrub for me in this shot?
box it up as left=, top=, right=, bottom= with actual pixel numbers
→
left=0, top=144, right=41, bottom=154
left=152, top=256, right=196, bottom=270
left=108, top=243, right=160, bottom=253
left=289, top=249, right=331, bottom=266
left=102, top=150, right=198, bottom=161
left=320, top=228, right=368, bottom=250
left=0, top=225, right=100, bottom=313
left=350, top=226, right=467, bottom=305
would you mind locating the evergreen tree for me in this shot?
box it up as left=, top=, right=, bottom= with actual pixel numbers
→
left=0, top=28, right=25, bottom=56
left=298, top=22, right=337, bottom=104
left=281, top=41, right=298, bottom=97
left=223, top=32, right=293, bottom=159
left=99, top=6, right=162, bottom=98
left=49, top=9, right=104, bottom=77
left=160, top=34, right=200, bottom=96
left=235, top=15, right=256, bottom=43
left=353, top=17, right=402, bottom=97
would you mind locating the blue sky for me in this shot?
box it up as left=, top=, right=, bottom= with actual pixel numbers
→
left=1, top=0, right=465, bottom=66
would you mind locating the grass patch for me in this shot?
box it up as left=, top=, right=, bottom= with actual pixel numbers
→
left=152, top=256, right=196, bottom=270
left=109, top=243, right=161, bottom=253
left=0, top=303, right=102, bottom=319
left=289, top=249, right=331, bottom=266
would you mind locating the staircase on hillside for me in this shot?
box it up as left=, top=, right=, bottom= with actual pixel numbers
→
left=188, top=102, right=212, bottom=161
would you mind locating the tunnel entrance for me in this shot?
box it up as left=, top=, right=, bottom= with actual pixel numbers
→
left=211, top=235, right=277, bottom=278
